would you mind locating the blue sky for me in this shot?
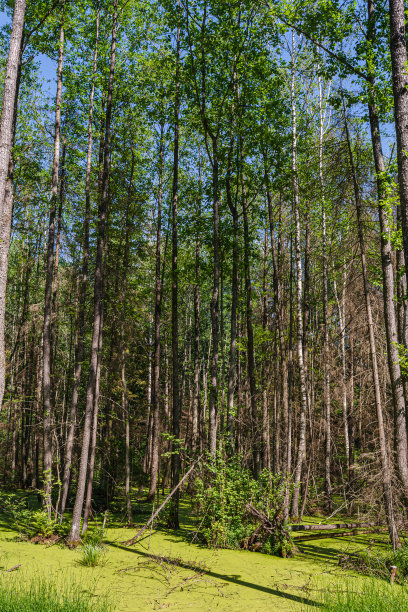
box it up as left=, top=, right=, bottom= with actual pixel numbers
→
left=0, top=8, right=57, bottom=94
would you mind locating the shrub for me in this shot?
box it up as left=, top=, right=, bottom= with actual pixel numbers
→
left=0, top=491, right=69, bottom=540
left=193, top=453, right=293, bottom=556
left=0, top=576, right=111, bottom=611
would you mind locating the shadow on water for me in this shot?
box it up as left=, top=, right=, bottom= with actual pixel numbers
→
left=109, top=542, right=323, bottom=608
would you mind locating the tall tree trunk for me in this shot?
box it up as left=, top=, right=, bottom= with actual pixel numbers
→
left=388, top=0, right=408, bottom=291
left=60, top=6, right=99, bottom=520
left=192, top=161, right=201, bottom=453
left=169, top=9, right=181, bottom=530
left=209, top=136, right=220, bottom=455
left=81, top=319, right=103, bottom=535
left=0, top=0, right=26, bottom=412
left=367, top=0, right=408, bottom=497
left=225, top=85, right=238, bottom=444
left=290, top=31, right=308, bottom=518
left=120, top=163, right=134, bottom=523
left=319, top=74, right=332, bottom=511
left=43, top=19, right=64, bottom=518
left=68, top=0, right=117, bottom=543
left=241, top=159, right=259, bottom=476
left=344, top=103, right=399, bottom=549
left=148, top=125, right=164, bottom=500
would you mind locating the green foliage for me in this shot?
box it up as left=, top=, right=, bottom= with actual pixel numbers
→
left=193, top=453, right=293, bottom=556
left=81, top=526, right=105, bottom=547
left=0, top=491, right=69, bottom=540
left=0, top=576, right=111, bottom=611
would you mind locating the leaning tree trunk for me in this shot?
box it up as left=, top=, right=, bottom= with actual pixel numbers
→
left=42, top=20, right=64, bottom=518
left=68, top=0, right=117, bottom=543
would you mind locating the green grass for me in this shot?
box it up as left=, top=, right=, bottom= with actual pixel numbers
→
left=0, top=576, right=111, bottom=611
left=77, top=542, right=106, bottom=567
left=320, top=579, right=408, bottom=611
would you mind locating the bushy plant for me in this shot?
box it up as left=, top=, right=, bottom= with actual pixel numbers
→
left=193, top=453, right=293, bottom=556
left=0, top=491, right=69, bottom=540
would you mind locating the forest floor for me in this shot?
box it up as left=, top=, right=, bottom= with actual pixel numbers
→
left=0, top=494, right=394, bottom=611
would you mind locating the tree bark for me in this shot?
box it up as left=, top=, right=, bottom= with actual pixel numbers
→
left=68, top=0, right=117, bottom=543
left=388, top=0, right=408, bottom=291
left=0, top=0, right=26, bottom=413
left=344, top=101, right=399, bottom=549
left=169, top=8, right=181, bottom=530
left=241, top=160, right=260, bottom=476
left=319, top=74, right=332, bottom=512
left=43, top=19, right=64, bottom=518
left=367, top=0, right=408, bottom=497
left=60, top=5, right=99, bottom=520
left=290, top=31, right=308, bottom=518
left=148, top=124, right=164, bottom=500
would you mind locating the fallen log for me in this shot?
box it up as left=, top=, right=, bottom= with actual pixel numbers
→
left=290, top=521, right=379, bottom=532
left=295, top=528, right=384, bottom=542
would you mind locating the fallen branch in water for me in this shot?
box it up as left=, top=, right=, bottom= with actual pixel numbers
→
left=5, top=564, right=21, bottom=572
left=124, top=455, right=203, bottom=546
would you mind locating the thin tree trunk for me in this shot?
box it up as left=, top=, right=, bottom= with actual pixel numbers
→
left=148, top=125, right=164, bottom=500
left=192, top=161, right=201, bottom=453
left=290, top=31, right=308, bottom=518
left=319, top=74, right=332, bottom=511
left=43, top=19, right=64, bottom=518
left=68, top=0, right=117, bottom=543
left=209, top=136, right=220, bottom=455
left=60, top=7, right=100, bottom=520
left=169, top=8, right=181, bottom=530
left=344, top=102, right=399, bottom=549
left=241, top=160, right=259, bottom=476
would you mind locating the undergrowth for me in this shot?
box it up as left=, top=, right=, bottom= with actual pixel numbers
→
left=0, top=576, right=111, bottom=611
left=318, top=579, right=408, bottom=611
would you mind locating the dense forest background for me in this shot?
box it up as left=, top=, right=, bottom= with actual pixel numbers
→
left=1, top=0, right=408, bottom=548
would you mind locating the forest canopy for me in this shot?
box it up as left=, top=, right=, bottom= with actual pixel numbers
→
left=0, top=0, right=408, bottom=551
